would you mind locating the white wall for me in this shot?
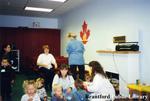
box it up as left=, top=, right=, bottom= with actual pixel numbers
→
left=139, top=28, right=150, bottom=84
left=0, top=15, right=58, bottom=28
left=59, top=0, right=150, bottom=93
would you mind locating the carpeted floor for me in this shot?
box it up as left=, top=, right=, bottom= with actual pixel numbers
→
left=12, top=73, right=27, bottom=101
left=10, top=71, right=146, bottom=101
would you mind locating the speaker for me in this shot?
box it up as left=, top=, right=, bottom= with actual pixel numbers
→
left=113, top=36, right=126, bottom=43
left=115, top=42, right=139, bottom=51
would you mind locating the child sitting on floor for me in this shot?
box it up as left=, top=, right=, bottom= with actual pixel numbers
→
left=52, top=64, right=75, bottom=100
left=73, top=79, right=88, bottom=101
left=36, top=78, right=47, bottom=101
left=85, top=71, right=92, bottom=82
left=21, top=80, right=41, bottom=101
left=51, top=84, right=66, bottom=101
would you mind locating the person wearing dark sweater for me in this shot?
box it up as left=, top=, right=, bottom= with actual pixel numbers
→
left=0, top=44, right=18, bottom=70
left=0, top=58, right=15, bottom=101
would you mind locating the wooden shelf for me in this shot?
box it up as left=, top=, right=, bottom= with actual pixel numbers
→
left=96, top=50, right=141, bottom=54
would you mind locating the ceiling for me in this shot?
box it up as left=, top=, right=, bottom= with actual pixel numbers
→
left=0, top=0, right=90, bottom=18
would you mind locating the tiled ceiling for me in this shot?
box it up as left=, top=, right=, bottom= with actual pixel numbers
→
left=0, top=0, right=90, bottom=18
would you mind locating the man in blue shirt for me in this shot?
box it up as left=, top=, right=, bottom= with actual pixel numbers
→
left=66, top=33, right=85, bottom=80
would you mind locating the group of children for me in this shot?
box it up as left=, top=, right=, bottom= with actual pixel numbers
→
left=20, top=64, right=91, bottom=101
left=21, top=78, right=47, bottom=101
left=1, top=57, right=115, bottom=101
left=0, top=56, right=90, bottom=101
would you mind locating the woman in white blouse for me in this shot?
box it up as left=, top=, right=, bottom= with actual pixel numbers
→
left=83, top=61, right=115, bottom=101
left=37, top=45, right=57, bottom=91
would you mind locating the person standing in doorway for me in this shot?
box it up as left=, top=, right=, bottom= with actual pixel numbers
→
left=66, top=33, right=85, bottom=80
